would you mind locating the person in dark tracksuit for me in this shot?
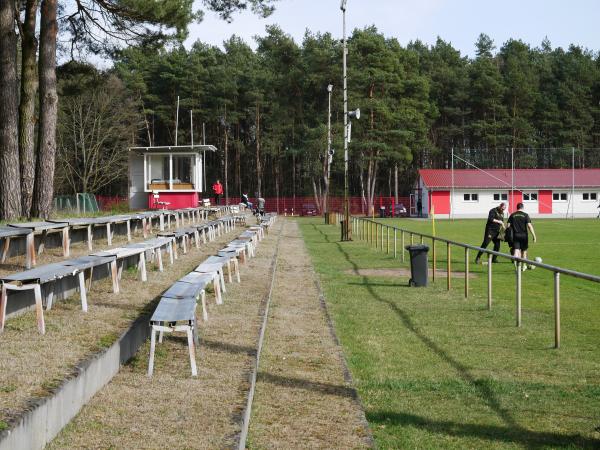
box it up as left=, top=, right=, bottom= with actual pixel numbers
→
left=507, top=202, right=537, bottom=271
left=475, top=202, right=506, bottom=264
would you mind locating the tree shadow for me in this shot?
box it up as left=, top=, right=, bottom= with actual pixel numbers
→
left=367, top=410, right=600, bottom=449
left=308, top=224, right=599, bottom=448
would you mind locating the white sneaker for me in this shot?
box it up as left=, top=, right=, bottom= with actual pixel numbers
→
left=522, top=265, right=527, bottom=272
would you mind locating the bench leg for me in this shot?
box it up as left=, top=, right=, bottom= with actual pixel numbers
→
left=214, top=278, right=223, bottom=305
left=86, top=267, right=94, bottom=291
left=87, top=225, right=93, bottom=251
left=34, top=284, right=45, bottom=334
left=168, top=241, right=174, bottom=265
left=192, top=317, right=199, bottom=346
left=106, top=223, right=112, bottom=246
left=26, top=232, right=35, bottom=268
left=159, top=215, right=165, bottom=231
left=173, top=240, right=178, bottom=260
left=187, top=326, right=198, bottom=377
left=126, top=220, right=132, bottom=242
left=139, top=252, right=147, bottom=282
left=219, top=269, right=226, bottom=294
left=182, top=236, right=188, bottom=255
left=157, top=248, right=163, bottom=272
left=200, top=290, right=208, bottom=321
left=62, top=227, right=70, bottom=258
left=194, top=230, right=200, bottom=249
left=235, top=259, right=240, bottom=283
left=110, top=260, right=120, bottom=294
left=44, top=284, right=55, bottom=310
left=78, top=271, right=88, bottom=312
left=142, top=218, right=148, bottom=238
left=202, top=229, right=207, bottom=244
left=0, top=285, right=7, bottom=332
left=148, top=326, right=157, bottom=377
left=1, top=237, right=10, bottom=263
left=226, top=260, right=233, bottom=284
left=117, top=260, right=124, bottom=280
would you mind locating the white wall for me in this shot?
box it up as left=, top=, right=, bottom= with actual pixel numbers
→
left=128, top=153, right=146, bottom=209
left=451, top=190, right=509, bottom=218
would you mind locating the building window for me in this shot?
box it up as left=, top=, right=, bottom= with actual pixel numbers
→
left=523, top=192, right=538, bottom=201
left=493, top=193, right=508, bottom=201
left=463, top=193, right=479, bottom=202
left=582, top=192, right=598, bottom=201
left=553, top=192, right=568, bottom=201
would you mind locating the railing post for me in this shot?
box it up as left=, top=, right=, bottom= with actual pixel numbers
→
left=464, top=248, right=469, bottom=298
left=375, top=223, right=379, bottom=249
left=393, top=229, right=397, bottom=258
left=432, top=238, right=436, bottom=282
left=516, top=264, right=522, bottom=327
left=420, top=235, right=424, bottom=245
left=386, top=226, right=389, bottom=254
left=554, top=272, right=560, bottom=349
left=410, top=233, right=414, bottom=246
left=401, top=231, right=405, bottom=262
left=381, top=224, right=384, bottom=251
left=447, top=243, right=451, bottom=290
left=487, top=254, right=493, bottom=310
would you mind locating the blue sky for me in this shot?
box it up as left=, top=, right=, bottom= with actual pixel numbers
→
left=186, top=0, right=600, bottom=56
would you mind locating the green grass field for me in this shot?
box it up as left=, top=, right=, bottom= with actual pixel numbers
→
left=300, top=217, right=600, bottom=449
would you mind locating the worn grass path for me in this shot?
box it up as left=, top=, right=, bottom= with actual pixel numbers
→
left=248, top=219, right=372, bottom=449
left=49, top=221, right=282, bottom=449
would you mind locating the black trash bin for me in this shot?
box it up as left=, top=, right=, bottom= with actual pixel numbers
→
left=405, top=244, right=429, bottom=287
left=379, top=206, right=386, bottom=218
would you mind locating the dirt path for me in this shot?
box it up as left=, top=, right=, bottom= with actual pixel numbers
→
left=248, top=220, right=372, bottom=449
left=48, top=220, right=283, bottom=449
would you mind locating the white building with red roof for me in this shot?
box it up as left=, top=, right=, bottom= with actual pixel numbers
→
left=416, top=169, right=600, bottom=218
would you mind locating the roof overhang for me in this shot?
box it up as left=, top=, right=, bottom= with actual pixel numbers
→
left=129, top=145, right=217, bottom=154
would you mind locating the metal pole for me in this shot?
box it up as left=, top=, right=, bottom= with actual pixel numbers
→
left=432, top=238, right=436, bottom=282
left=516, top=264, right=522, bottom=327
left=511, top=147, right=514, bottom=212
left=464, top=248, right=469, bottom=298
left=341, top=3, right=350, bottom=241
left=447, top=243, right=451, bottom=290
left=175, top=95, right=180, bottom=146
left=386, top=226, right=389, bottom=254
left=401, top=231, right=405, bottom=262
left=554, top=272, right=561, bottom=348
left=487, top=254, right=493, bottom=310
left=394, top=229, right=397, bottom=258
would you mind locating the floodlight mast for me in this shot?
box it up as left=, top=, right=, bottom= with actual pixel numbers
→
left=326, top=84, right=333, bottom=215
left=341, top=0, right=350, bottom=241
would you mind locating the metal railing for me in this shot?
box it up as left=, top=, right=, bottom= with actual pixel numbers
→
left=346, top=216, right=600, bottom=349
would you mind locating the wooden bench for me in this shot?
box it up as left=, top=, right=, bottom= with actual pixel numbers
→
left=0, top=226, right=35, bottom=269
left=148, top=296, right=199, bottom=377
left=9, top=221, right=70, bottom=258
left=0, top=254, right=117, bottom=334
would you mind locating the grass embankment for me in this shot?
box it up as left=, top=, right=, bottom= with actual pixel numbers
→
left=300, top=218, right=600, bottom=449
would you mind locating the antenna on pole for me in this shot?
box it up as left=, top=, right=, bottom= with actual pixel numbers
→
left=175, top=96, right=180, bottom=146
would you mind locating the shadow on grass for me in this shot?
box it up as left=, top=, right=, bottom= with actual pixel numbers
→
left=309, top=224, right=599, bottom=448
left=202, top=338, right=256, bottom=356
left=367, top=410, right=600, bottom=449
left=258, top=372, right=356, bottom=399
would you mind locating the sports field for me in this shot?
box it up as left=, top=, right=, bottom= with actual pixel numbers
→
left=300, top=218, right=600, bottom=449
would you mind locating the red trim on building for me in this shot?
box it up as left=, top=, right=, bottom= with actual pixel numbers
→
left=538, top=190, right=553, bottom=214
left=148, top=192, right=199, bottom=209
left=509, top=190, right=523, bottom=213
left=430, top=190, right=450, bottom=214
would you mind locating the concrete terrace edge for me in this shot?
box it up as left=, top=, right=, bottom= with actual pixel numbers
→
left=0, top=307, right=153, bottom=450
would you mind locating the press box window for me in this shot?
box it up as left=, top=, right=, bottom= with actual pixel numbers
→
left=553, top=192, right=567, bottom=201
left=582, top=192, right=598, bottom=201
left=493, top=193, right=508, bottom=201
left=463, top=193, right=479, bottom=202
left=523, top=192, right=538, bottom=201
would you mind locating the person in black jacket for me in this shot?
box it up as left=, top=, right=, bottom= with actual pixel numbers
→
left=475, top=202, right=506, bottom=264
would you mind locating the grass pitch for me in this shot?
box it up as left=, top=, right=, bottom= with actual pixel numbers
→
left=300, top=218, right=600, bottom=449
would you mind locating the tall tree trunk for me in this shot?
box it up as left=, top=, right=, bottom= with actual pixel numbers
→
left=275, top=146, right=280, bottom=214
left=255, top=102, right=262, bottom=197
left=235, top=123, right=241, bottom=198
left=0, top=0, right=22, bottom=219
left=18, top=0, right=39, bottom=217
left=32, top=0, right=58, bottom=219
